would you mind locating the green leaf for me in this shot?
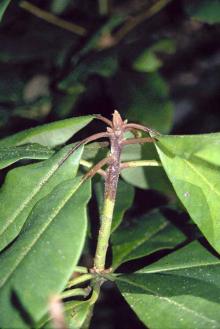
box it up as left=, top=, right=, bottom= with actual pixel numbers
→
left=65, top=299, right=93, bottom=329
left=155, top=133, right=220, bottom=253
left=41, top=300, right=92, bottom=329
left=0, top=115, right=93, bottom=147
left=0, top=144, right=54, bottom=170
left=116, top=241, right=220, bottom=329
left=40, top=290, right=95, bottom=328
left=121, top=142, right=174, bottom=195
left=133, top=38, right=176, bottom=73
left=186, top=0, right=220, bottom=24
left=0, top=0, right=11, bottom=22
left=0, top=145, right=83, bottom=252
left=59, top=53, right=118, bottom=92
left=13, top=97, right=52, bottom=121
left=94, top=178, right=134, bottom=233
left=111, top=210, right=185, bottom=269
left=50, top=0, right=71, bottom=14
left=53, top=92, right=85, bottom=118
left=0, top=177, right=91, bottom=328
left=133, top=49, right=162, bottom=73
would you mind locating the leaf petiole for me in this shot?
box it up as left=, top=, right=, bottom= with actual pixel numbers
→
left=61, top=287, right=91, bottom=300
left=67, top=273, right=94, bottom=288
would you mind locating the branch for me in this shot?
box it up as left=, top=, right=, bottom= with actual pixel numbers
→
left=113, top=0, right=173, bottom=44
left=80, top=159, right=107, bottom=178
left=19, top=1, right=87, bottom=36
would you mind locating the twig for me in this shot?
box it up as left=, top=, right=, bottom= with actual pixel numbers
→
left=122, top=137, right=156, bottom=146
left=74, top=266, right=89, bottom=274
left=80, top=159, right=107, bottom=178
left=98, top=0, right=110, bottom=16
left=61, top=287, right=91, bottom=299
left=68, top=273, right=94, bottom=288
left=84, top=156, right=110, bottom=179
left=120, top=160, right=161, bottom=169
left=93, top=112, right=123, bottom=271
left=113, top=0, right=173, bottom=44
left=19, top=1, right=87, bottom=36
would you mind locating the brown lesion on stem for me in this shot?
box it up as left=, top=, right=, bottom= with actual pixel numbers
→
left=70, top=110, right=159, bottom=273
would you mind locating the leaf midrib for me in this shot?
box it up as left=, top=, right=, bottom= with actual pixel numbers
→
left=0, top=147, right=79, bottom=238
left=0, top=179, right=83, bottom=288
left=139, top=260, right=220, bottom=274
left=118, top=277, right=219, bottom=325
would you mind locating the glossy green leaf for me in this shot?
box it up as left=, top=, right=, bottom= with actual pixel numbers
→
left=117, top=241, right=220, bottom=329
left=121, top=142, right=174, bottom=195
left=155, top=133, right=220, bottom=253
left=95, top=178, right=134, bottom=233
left=0, top=0, right=11, bottom=22
left=0, top=177, right=91, bottom=328
left=111, top=210, right=185, bottom=269
left=0, top=145, right=83, bottom=252
left=0, top=144, right=54, bottom=169
left=0, top=115, right=93, bottom=147
left=186, top=0, right=220, bottom=24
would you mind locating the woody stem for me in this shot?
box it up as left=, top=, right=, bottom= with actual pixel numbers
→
left=94, top=133, right=122, bottom=271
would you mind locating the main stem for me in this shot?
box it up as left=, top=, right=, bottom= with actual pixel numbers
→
left=94, top=131, right=122, bottom=271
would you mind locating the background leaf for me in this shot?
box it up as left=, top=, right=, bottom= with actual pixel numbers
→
left=0, top=0, right=11, bottom=22
left=0, top=177, right=91, bottom=328
left=133, top=38, right=176, bottom=73
left=0, top=115, right=93, bottom=147
left=110, top=71, right=173, bottom=133
left=111, top=210, right=186, bottom=270
left=155, top=133, right=220, bottom=253
left=185, top=0, right=220, bottom=24
left=0, top=145, right=83, bottom=251
left=117, top=241, right=220, bottom=329
left=121, top=142, right=174, bottom=195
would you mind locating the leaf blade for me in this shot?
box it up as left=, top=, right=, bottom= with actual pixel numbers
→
left=0, top=115, right=93, bottom=147
left=111, top=210, right=185, bottom=269
left=0, top=177, right=91, bottom=328
left=0, top=145, right=83, bottom=251
left=155, top=133, right=220, bottom=252
left=116, top=242, right=220, bottom=329
left=0, top=144, right=54, bottom=170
